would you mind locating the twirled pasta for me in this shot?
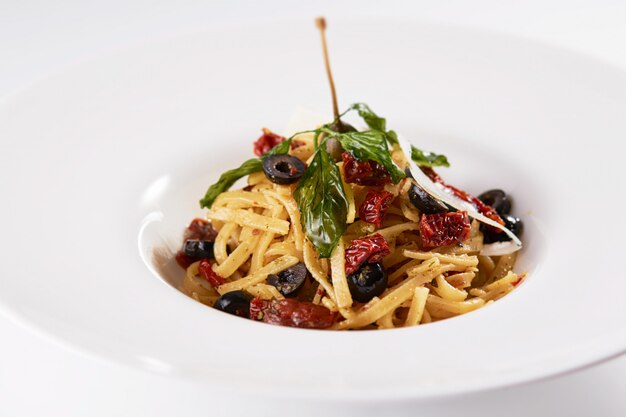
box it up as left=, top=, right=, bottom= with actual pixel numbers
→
left=179, top=133, right=525, bottom=330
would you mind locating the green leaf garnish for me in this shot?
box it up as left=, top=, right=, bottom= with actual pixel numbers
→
left=199, top=158, right=263, bottom=209
left=266, top=138, right=292, bottom=156
left=293, top=146, right=348, bottom=258
left=348, top=103, right=398, bottom=145
left=321, top=128, right=405, bottom=184
left=198, top=102, right=450, bottom=258
left=199, top=138, right=292, bottom=208
left=411, top=145, right=450, bottom=168
left=349, top=103, right=387, bottom=132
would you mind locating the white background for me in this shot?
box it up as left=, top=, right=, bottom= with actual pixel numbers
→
left=1, top=1, right=625, bottom=416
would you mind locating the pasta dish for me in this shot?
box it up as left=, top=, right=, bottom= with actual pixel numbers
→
left=173, top=18, right=525, bottom=330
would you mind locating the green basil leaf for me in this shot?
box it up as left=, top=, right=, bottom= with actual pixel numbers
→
left=265, top=138, right=292, bottom=156
left=385, top=130, right=399, bottom=145
left=411, top=145, right=450, bottom=168
left=327, top=129, right=405, bottom=184
left=293, top=147, right=348, bottom=258
left=199, top=138, right=292, bottom=209
left=199, top=158, right=263, bottom=209
left=350, top=103, right=387, bottom=132
left=349, top=103, right=398, bottom=145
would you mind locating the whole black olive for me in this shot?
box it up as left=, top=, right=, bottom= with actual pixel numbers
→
left=408, top=183, right=448, bottom=214
left=267, top=262, right=309, bottom=297
left=213, top=291, right=252, bottom=318
left=482, top=215, right=524, bottom=243
left=183, top=239, right=214, bottom=261
left=347, top=262, right=388, bottom=303
left=477, top=189, right=511, bottom=216
left=262, top=154, right=306, bottom=184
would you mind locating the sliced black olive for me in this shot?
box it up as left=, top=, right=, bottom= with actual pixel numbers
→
left=408, top=183, right=448, bottom=214
left=214, top=291, right=252, bottom=318
left=347, top=262, right=388, bottom=303
left=482, top=215, right=524, bottom=243
left=183, top=239, right=214, bottom=261
left=262, top=154, right=306, bottom=185
left=267, top=262, right=309, bottom=297
left=477, top=189, right=511, bottom=216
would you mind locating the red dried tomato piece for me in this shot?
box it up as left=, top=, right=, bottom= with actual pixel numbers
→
left=341, top=152, right=391, bottom=186
left=421, top=167, right=504, bottom=228
left=359, top=190, right=394, bottom=228
left=175, top=251, right=193, bottom=269
left=250, top=297, right=337, bottom=329
left=253, top=128, right=285, bottom=157
left=419, top=211, right=471, bottom=249
left=344, top=233, right=391, bottom=276
left=198, top=259, right=225, bottom=288
left=249, top=296, right=268, bottom=321
left=175, top=218, right=218, bottom=268
left=290, top=139, right=306, bottom=149
left=184, top=218, right=218, bottom=241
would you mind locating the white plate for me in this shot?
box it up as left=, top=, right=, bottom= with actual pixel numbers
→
left=0, top=19, right=625, bottom=401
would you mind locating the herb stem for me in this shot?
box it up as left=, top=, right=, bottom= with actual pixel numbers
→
left=315, top=17, right=340, bottom=121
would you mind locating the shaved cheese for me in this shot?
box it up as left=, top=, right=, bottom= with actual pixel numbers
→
left=480, top=241, right=522, bottom=256
left=396, top=135, right=522, bottom=255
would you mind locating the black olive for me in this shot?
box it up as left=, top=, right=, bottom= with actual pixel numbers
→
left=477, top=189, right=511, bottom=216
left=482, top=215, right=524, bottom=243
left=347, top=262, right=388, bottom=303
left=408, top=183, right=448, bottom=214
left=266, top=262, right=309, bottom=297
left=183, top=239, right=214, bottom=261
left=262, top=154, right=306, bottom=185
left=213, top=291, right=251, bottom=318
left=404, top=166, right=414, bottom=179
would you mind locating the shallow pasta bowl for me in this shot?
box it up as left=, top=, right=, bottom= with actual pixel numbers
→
left=0, top=19, right=625, bottom=401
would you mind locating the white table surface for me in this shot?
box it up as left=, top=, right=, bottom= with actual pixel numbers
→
left=1, top=1, right=625, bottom=416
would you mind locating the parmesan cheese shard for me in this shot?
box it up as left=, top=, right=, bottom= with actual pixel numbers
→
left=396, top=135, right=522, bottom=255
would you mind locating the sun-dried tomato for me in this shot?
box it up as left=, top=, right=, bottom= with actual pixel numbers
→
left=253, top=128, right=285, bottom=156
left=250, top=297, right=337, bottom=329
left=198, top=259, right=225, bottom=288
left=421, top=167, right=504, bottom=227
left=176, top=219, right=218, bottom=268
left=344, top=233, right=391, bottom=276
left=175, top=251, right=194, bottom=269
left=249, top=296, right=268, bottom=321
left=359, top=190, right=394, bottom=228
left=185, top=218, right=217, bottom=240
left=341, top=152, right=391, bottom=186
left=419, top=211, right=471, bottom=249
left=290, top=139, right=306, bottom=149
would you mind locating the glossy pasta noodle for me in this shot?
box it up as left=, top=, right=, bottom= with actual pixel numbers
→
left=177, top=128, right=525, bottom=330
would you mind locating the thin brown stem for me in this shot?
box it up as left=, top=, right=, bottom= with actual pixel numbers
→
left=315, top=17, right=340, bottom=120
